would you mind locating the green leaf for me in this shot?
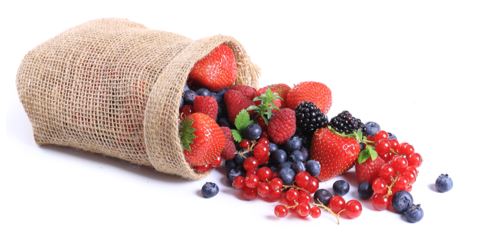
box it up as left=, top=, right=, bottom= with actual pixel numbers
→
left=368, top=145, right=379, bottom=160
left=357, top=149, right=370, bottom=164
left=231, top=129, right=242, bottom=142
left=234, top=109, right=252, bottom=131
left=179, top=118, right=196, bottom=151
left=246, top=105, right=259, bottom=111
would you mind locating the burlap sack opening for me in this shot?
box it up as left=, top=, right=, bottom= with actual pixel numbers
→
left=16, top=19, right=259, bottom=180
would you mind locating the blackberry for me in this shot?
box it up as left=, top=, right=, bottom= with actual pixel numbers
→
left=295, top=102, right=328, bottom=134
left=329, top=110, right=365, bottom=134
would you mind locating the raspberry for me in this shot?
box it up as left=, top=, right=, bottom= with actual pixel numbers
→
left=193, top=96, right=218, bottom=120
left=267, top=108, right=296, bottom=144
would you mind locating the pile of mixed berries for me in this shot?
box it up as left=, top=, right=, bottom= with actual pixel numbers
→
left=182, top=44, right=452, bottom=224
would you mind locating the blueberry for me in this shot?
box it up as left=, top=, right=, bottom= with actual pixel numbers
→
left=305, top=160, right=320, bottom=177
left=388, top=132, right=397, bottom=140
left=392, top=191, right=414, bottom=213
left=359, top=142, right=366, bottom=151
left=243, top=123, right=262, bottom=140
left=213, top=89, right=226, bottom=102
left=435, top=174, right=453, bottom=193
left=279, top=167, right=296, bottom=185
left=278, top=161, right=293, bottom=170
left=227, top=167, right=245, bottom=183
left=271, top=149, right=287, bottom=164
left=183, top=90, right=197, bottom=104
left=234, top=153, right=247, bottom=166
left=217, top=117, right=230, bottom=127
left=217, top=104, right=227, bottom=118
left=289, top=150, right=306, bottom=162
left=196, top=88, right=211, bottom=96
left=268, top=143, right=278, bottom=153
left=313, top=189, right=333, bottom=205
left=183, top=84, right=190, bottom=92
left=365, top=121, right=381, bottom=136
left=285, top=136, right=302, bottom=152
left=403, top=204, right=424, bottom=223
left=292, top=161, right=306, bottom=173
left=300, top=146, right=309, bottom=160
left=224, top=160, right=237, bottom=171
left=332, top=180, right=350, bottom=196
left=358, top=182, right=373, bottom=200
left=201, top=182, right=219, bottom=198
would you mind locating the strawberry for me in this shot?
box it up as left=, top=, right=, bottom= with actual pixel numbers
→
left=258, top=83, right=291, bottom=101
left=189, top=44, right=237, bottom=91
left=193, top=96, right=218, bottom=120
left=230, top=85, right=257, bottom=100
left=180, top=113, right=226, bottom=167
left=310, top=128, right=360, bottom=181
left=267, top=108, right=296, bottom=144
left=224, top=89, right=254, bottom=123
left=221, top=127, right=236, bottom=160
left=355, top=156, right=385, bottom=183
left=286, top=81, right=332, bottom=113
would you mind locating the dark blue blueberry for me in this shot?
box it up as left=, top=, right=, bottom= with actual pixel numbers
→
left=392, top=191, right=414, bottom=213
left=270, top=165, right=278, bottom=173
left=305, top=160, right=321, bottom=177
left=243, top=123, right=262, bottom=140
left=359, top=142, right=366, bottom=151
left=224, top=160, right=237, bottom=171
left=279, top=167, right=296, bottom=185
left=196, top=88, right=211, bottom=96
left=227, top=167, right=245, bottom=183
left=388, top=132, right=397, bottom=140
left=217, top=117, right=230, bottom=127
left=213, top=89, right=226, bottom=102
left=285, top=136, right=302, bottom=152
left=268, top=143, right=278, bottom=153
left=300, top=146, right=309, bottom=160
left=271, top=149, right=287, bottom=164
left=333, top=180, right=350, bottom=196
left=358, top=182, right=373, bottom=200
left=278, top=161, right=293, bottom=170
left=435, top=174, right=453, bottom=193
left=234, top=154, right=246, bottom=166
left=403, top=204, right=424, bottom=223
left=217, top=104, right=227, bottom=118
left=365, top=121, right=381, bottom=136
left=201, top=182, right=219, bottom=198
left=313, top=189, right=332, bottom=205
left=183, top=90, right=197, bottom=104
left=289, top=150, right=306, bottom=162
left=292, top=161, right=306, bottom=173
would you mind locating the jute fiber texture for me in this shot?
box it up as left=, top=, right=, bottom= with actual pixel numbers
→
left=17, top=19, right=259, bottom=179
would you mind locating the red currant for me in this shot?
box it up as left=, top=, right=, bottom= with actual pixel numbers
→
left=267, top=189, right=282, bottom=201
left=232, top=176, right=245, bottom=189
left=373, top=130, right=389, bottom=142
left=329, top=195, right=346, bottom=213
left=242, top=187, right=257, bottom=200
left=379, top=164, right=395, bottom=180
left=257, top=167, right=272, bottom=181
left=305, top=177, right=319, bottom=193
left=375, top=139, right=391, bottom=156
left=389, top=139, right=399, bottom=152
left=404, top=166, right=418, bottom=177
left=274, top=205, right=288, bottom=217
left=253, top=144, right=269, bottom=164
left=285, top=189, right=299, bottom=202
left=407, top=153, right=422, bottom=168
left=310, top=206, right=321, bottom=218
left=297, top=190, right=312, bottom=204
left=402, top=170, right=417, bottom=183
left=257, top=182, right=271, bottom=198
left=179, top=105, right=192, bottom=119
left=398, top=142, right=414, bottom=155
left=343, top=200, right=362, bottom=219
left=295, top=171, right=311, bottom=189
left=295, top=203, right=311, bottom=218
left=243, top=157, right=259, bottom=171
left=392, top=156, right=408, bottom=172
left=371, top=193, right=388, bottom=210
left=239, top=139, right=251, bottom=149
left=372, top=178, right=388, bottom=194
left=382, top=152, right=395, bottom=162
left=392, top=175, right=409, bottom=192
left=244, top=174, right=259, bottom=189
left=258, top=137, right=269, bottom=146
left=269, top=178, right=283, bottom=191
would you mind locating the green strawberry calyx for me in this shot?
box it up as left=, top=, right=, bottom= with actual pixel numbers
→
left=247, top=88, right=281, bottom=125
left=231, top=109, right=253, bottom=143
left=180, top=118, right=196, bottom=151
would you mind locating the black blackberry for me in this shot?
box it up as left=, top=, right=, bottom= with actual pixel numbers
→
left=295, top=102, right=328, bottom=134
left=329, top=110, right=365, bottom=134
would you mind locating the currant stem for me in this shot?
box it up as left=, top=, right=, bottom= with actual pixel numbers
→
left=313, top=202, right=340, bottom=225
left=282, top=184, right=310, bottom=194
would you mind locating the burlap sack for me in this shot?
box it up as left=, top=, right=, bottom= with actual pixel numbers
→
left=16, top=19, right=259, bottom=179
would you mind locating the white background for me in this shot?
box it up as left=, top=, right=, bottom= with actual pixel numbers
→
left=1, top=0, right=479, bottom=246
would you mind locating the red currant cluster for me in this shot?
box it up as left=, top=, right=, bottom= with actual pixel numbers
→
left=369, top=130, right=422, bottom=211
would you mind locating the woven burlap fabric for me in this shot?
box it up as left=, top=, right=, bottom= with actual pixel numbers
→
left=16, top=19, right=259, bottom=179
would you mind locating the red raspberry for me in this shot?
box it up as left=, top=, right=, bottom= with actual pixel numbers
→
left=193, top=96, right=218, bottom=120
left=267, top=108, right=296, bottom=144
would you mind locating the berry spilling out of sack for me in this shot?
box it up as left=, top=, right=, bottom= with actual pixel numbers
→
left=179, top=44, right=443, bottom=224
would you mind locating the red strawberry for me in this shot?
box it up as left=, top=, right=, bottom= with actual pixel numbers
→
left=230, top=85, right=257, bottom=100
left=221, top=127, right=236, bottom=160
left=189, top=44, right=237, bottom=91
left=355, top=157, right=385, bottom=183
left=267, top=108, right=296, bottom=144
left=224, top=89, right=254, bottom=123
left=193, top=96, right=218, bottom=120
left=258, top=83, right=291, bottom=100
left=180, top=113, right=226, bottom=167
left=310, top=128, right=360, bottom=181
left=286, top=81, right=332, bottom=113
